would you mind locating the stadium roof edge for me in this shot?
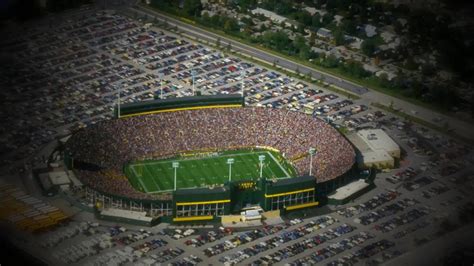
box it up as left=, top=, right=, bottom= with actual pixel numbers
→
left=120, top=94, right=243, bottom=109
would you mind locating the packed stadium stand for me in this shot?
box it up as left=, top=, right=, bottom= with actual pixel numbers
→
left=66, top=106, right=355, bottom=201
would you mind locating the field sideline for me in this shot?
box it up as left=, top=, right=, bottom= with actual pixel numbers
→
left=125, top=149, right=296, bottom=193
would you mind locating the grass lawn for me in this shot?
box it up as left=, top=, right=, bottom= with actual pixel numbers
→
left=125, top=149, right=296, bottom=193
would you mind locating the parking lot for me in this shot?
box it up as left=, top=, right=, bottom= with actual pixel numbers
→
left=0, top=9, right=394, bottom=168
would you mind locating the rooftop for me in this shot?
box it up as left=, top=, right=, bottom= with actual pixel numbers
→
left=357, top=129, right=399, bottom=153
left=328, top=179, right=370, bottom=200
left=251, top=8, right=287, bottom=24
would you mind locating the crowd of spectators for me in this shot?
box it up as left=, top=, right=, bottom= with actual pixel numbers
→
left=66, top=107, right=355, bottom=199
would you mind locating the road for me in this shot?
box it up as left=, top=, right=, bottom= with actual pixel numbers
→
left=129, top=5, right=368, bottom=96
left=126, top=5, right=474, bottom=141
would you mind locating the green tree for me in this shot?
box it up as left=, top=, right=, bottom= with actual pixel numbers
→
left=333, top=28, right=345, bottom=46
left=311, top=13, right=322, bottom=29
left=341, top=19, right=357, bottom=35
left=343, top=61, right=369, bottom=78
left=322, top=13, right=333, bottom=26
left=183, top=0, right=202, bottom=17
left=293, top=35, right=307, bottom=50
left=321, top=54, right=339, bottom=68
left=210, top=14, right=220, bottom=26
left=200, top=12, right=210, bottom=25
left=361, top=39, right=377, bottom=57
left=223, top=18, right=239, bottom=33
left=293, top=11, right=312, bottom=27
left=274, top=0, right=294, bottom=15
left=237, top=0, right=257, bottom=11
left=262, top=30, right=292, bottom=52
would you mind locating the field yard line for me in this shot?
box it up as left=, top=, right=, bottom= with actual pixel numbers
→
left=132, top=151, right=267, bottom=167
left=130, top=165, right=149, bottom=193
left=266, top=151, right=291, bottom=178
left=142, top=164, right=162, bottom=192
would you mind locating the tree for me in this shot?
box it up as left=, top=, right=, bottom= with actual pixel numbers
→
left=183, top=0, right=202, bottom=17
left=341, top=19, right=357, bottom=35
left=298, top=46, right=311, bottom=60
left=322, top=54, right=339, bottom=68
left=223, top=18, right=239, bottom=33
left=293, top=11, right=312, bottom=27
left=343, top=61, right=369, bottom=78
left=293, top=35, right=307, bottom=51
left=274, top=0, right=294, bottom=15
left=361, top=39, right=377, bottom=57
left=200, top=12, right=210, bottom=25
left=311, top=13, right=322, bottom=29
left=309, top=33, right=316, bottom=46
left=322, top=13, right=333, bottom=26
left=238, top=0, right=257, bottom=12
left=262, top=30, right=292, bottom=52
left=333, top=28, right=345, bottom=46
left=210, top=14, right=220, bottom=27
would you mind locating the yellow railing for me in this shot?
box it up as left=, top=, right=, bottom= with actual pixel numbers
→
left=176, top=199, right=231, bottom=206
left=173, top=215, right=213, bottom=222
left=285, top=201, right=319, bottom=211
left=264, top=188, right=314, bottom=198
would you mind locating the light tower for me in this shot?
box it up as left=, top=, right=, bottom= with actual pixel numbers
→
left=258, top=155, right=266, bottom=179
left=309, top=147, right=316, bottom=176
left=172, top=161, right=179, bottom=191
left=240, top=70, right=245, bottom=97
left=227, top=158, right=234, bottom=182
left=191, top=69, right=196, bottom=96
left=116, top=86, right=121, bottom=118
left=159, top=73, right=164, bottom=99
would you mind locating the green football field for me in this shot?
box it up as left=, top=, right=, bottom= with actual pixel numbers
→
left=124, top=149, right=296, bottom=193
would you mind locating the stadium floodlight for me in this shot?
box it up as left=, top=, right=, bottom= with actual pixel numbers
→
left=116, top=86, right=121, bottom=118
left=172, top=161, right=179, bottom=191
left=240, top=70, right=245, bottom=97
left=309, top=148, right=316, bottom=176
left=191, top=69, right=196, bottom=96
left=258, top=155, right=266, bottom=179
left=227, top=158, right=235, bottom=182
left=159, top=73, right=164, bottom=99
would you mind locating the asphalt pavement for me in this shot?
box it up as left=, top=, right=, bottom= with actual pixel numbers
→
left=127, top=4, right=474, bottom=142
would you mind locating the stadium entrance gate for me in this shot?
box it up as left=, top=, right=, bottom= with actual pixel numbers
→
left=231, top=179, right=263, bottom=213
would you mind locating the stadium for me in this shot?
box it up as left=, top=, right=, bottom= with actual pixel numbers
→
left=63, top=95, right=358, bottom=224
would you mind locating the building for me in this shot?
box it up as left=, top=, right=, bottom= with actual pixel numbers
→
left=316, top=28, right=333, bottom=39
left=348, top=129, right=400, bottom=169
left=304, top=7, right=326, bottom=16
left=363, top=24, right=377, bottom=38
left=327, top=179, right=375, bottom=205
left=251, top=8, right=287, bottom=24
left=251, top=8, right=299, bottom=29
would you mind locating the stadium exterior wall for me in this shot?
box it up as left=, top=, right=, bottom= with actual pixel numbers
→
left=69, top=154, right=362, bottom=225
left=115, top=94, right=244, bottom=118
